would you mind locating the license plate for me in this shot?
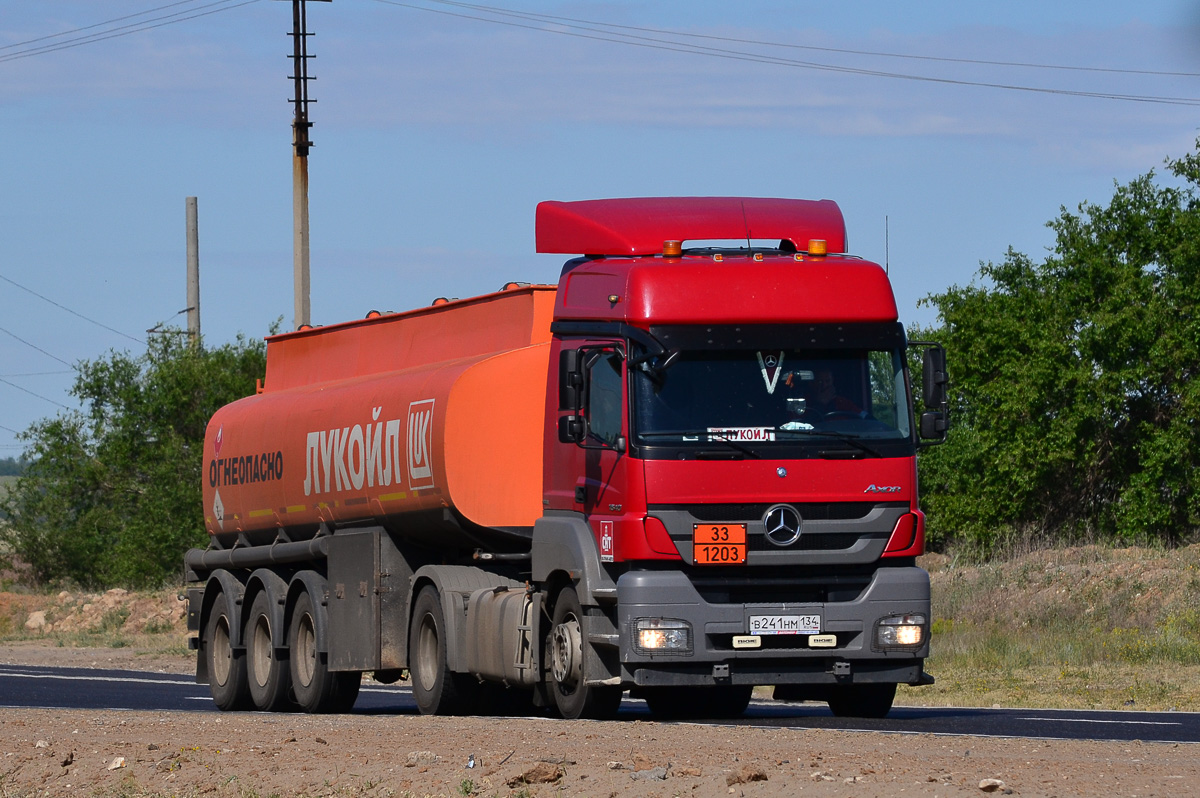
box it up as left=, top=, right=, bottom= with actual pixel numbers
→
left=692, top=523, right=747, bottom=565
left=749, top=614, right=821, bottom=635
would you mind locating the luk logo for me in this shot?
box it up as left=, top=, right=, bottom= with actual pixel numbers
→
left=407, top=399, right=436, bottom=490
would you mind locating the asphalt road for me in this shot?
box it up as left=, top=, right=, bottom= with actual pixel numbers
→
left=0, top=663, right=1195, bottom=744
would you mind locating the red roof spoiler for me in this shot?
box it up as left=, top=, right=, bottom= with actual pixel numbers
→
left=535, top=197, right=847, bottom=256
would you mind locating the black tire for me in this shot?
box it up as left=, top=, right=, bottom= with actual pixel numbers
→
left=204, top=591, right=251, bottom=711
left=246, top=592, right=291, bottom=711
left=826, top=682, right=896, bottom=718
left=288, top=590, right=361, bottom=713
left=642, top=685, right=752, bottom=719
left=408, top=586, right=477, bottom=715
left=546, top=586, right=622, bottom=720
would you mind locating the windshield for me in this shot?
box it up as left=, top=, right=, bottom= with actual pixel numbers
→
left=631, top=346, right=912, bottom=452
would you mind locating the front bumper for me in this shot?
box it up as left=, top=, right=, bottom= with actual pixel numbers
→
left=614, top=565, right=930, bottom=687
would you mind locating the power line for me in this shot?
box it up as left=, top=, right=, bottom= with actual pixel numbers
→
left=0, top=325, right=73, bottom=367
left=0, top=0, right=263, bottom=64
left=0, top=0, right=213, bottom=52
left=374, top=0, right=1200, bottom=107
left=0, top=371, right=73, bottom=378
left=0, top=377, right=70, bottom=410
left=434, top=0, right=1200, bottom=79
left=0, top=272, right=142, bottom=344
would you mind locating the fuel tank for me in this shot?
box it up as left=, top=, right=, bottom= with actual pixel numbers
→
left=202, top=285, right=556, bottom=550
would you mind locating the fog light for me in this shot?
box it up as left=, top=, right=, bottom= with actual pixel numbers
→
left=633, top=618, right=692, bottom=655
left=875, top=614, right=926, bottom=650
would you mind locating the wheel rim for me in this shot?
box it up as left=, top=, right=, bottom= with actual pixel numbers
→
left=416, top=613, right=439, bottom=692
left=550, top=615, right=582, bottom=689
left=212, top=615, right=232, bottom=686
left=251, top=614, right=272, bottom=688
left=294, top=612, right=317, bottom=688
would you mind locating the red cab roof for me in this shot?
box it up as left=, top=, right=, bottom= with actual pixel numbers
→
left=535, top=197, right=847, bottom=256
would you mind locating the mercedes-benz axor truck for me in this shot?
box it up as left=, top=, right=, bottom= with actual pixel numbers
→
left=185, top=196, right=949, bottom=719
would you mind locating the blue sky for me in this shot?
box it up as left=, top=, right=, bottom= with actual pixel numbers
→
left=2, top=1, right=1200, bottom=453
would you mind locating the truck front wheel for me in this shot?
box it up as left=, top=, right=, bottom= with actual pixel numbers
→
left=288, top=590, right=360, bottom=713
left=826, top=682, right=896, bottom=718
left=547, top=586, right=622, bottom=720
left=409, top=586, right=476, bottom=715
left=204, top=591, right=251, bottom=711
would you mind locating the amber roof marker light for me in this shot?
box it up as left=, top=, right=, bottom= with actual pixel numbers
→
left=662, top=240, right=683, bottom=259
left=807, top=239, right=828, bottom=256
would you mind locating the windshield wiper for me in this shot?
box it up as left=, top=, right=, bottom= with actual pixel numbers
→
left=774, top=427, right=884, bottom=458
left=637, top=430, right=762, bottom=459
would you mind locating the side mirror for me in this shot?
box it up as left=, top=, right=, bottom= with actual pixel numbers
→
left=558, top=414, right=585, bottom=444
left=909, top=341, right=949, bottom=444
left=922, top=347, right=947, bottom=408
left=559, top=348, right=583, bottom=411
left=920, top=411, right=947, bottom=439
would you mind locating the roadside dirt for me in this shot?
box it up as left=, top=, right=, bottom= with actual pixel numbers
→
left=0, top=642, right=1197, bottom=796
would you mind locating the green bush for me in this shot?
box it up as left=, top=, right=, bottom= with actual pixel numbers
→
left=919, top=141, right=1200, bottom=553
left=0, top=332, right=266, bottom=588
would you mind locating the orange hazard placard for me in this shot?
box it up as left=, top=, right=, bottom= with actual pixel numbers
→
left=692, top=524, right=747, bottom=565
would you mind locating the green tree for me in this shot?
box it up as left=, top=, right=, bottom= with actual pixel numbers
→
left=0, top=333, right=266, bottom=588
left=920, top=145, right=1200, bottom=554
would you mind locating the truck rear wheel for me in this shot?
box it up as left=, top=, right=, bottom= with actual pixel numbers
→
left=246, top=592, right=291, bottom=711
left=288, top=590, right=361, bottom=713
left=409, top=586, right=477, bottom=715
left=204, top=591, right=251, bottom=711
left=826, top=683, right=896, bottom=718
left=547, top=586, right=622, bottom=720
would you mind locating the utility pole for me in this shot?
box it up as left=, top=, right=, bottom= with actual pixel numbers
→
left=186, top=196, right=201, bottom=345
left=283, top=0, right=331, bottom=330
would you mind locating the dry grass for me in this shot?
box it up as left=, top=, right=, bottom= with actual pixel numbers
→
left=900, top=544, right=1200, bottom=710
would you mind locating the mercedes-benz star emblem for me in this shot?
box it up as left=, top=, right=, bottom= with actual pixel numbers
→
left=763, top=504, right=802, bottom=547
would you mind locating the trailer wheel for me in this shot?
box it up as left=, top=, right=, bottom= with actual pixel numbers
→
left=288, top=590, right=361, bottom=713
left=826, top=682, right=896, bottom=718
left=204, top=591, right=251, bottom=711
left=246, top=592, right=291, bottom=711
left=547, top=586, right=622, bottom=720
left=409, top=586, right=476, bottom=715
left=642, top=685, right=752, bottom=719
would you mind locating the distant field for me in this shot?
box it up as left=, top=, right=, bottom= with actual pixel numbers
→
left=0, top=475, right=15, bottom=501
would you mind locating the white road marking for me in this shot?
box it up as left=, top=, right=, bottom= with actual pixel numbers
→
left=1015, top=717, right=1181, bottom=726
left=0, top=669, right=194, bottom=686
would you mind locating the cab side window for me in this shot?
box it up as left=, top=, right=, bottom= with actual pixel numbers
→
left=587, top=351, right=623, bottom=446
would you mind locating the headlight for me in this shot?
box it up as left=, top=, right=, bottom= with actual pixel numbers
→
left=874, top=614, right=926, bottom=650
left=633, top=618, right=692, bottom=655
